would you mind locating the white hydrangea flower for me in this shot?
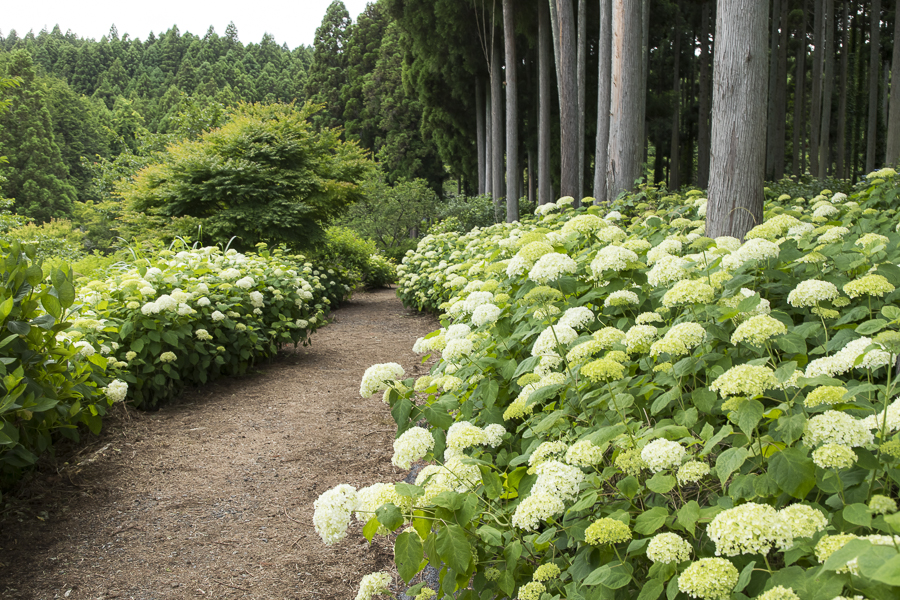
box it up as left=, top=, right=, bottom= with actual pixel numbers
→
left=565, top=439, right=605, bottom=467
left=313, top=484, right=358, bottom=545
left=804, top=411, right=873, bottom=448
left=590, top=245, right=638, bottom=275
left=392, top=427, right=435, bottom=469
left=103, top=379, right=128, bottom=403
left=558, top=307, right=595, bottom=329
left=605, top=290, right=640, bottom=308
left=708, top=502, right=793, bottom=556
left=446, top=421, right=488, bottom=449
left=787, top=279, right=840, bottom=307
left=528, top=441, right=568, bottom=467
left=530, top=460, right=585, bottom=502
left=778, top=504, right=828, bottom=539
left=678, top=558, right=739, bottom=600
left=442, top=338, right=474, bottom=363
left=359, top=363, right=405, bottom=398
left=483, top=424, right=506, bottom=447
left=528, top=253, right=577, bottom=284
left=511, top=491, right=565, bottom=531
left=354, top=572, right=391, bottom=600
left=159, top=351, right=176, bottom=363
left=647, top=532, right=692, bottom=564
left=531, top=324, right=578, bottom=358
left=641, top=439, right=686, bottom=472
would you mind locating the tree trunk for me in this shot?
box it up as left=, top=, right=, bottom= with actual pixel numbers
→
left=576, top=0, right=586, bottom=203
left=765, top=0, right=782, bottom=180
left=669, top=1, right=682, bottom=190
left=528, top=149, right=536, bottom=207
left=503, top=0, right=519, bottom=222
left=606, top=0, right=643, bottom=200
left=793, top=0, right=809, bottom=177
left=491, top=36, right=504, bottom=218
left=772, top=0, right=789, bottom=179
left=819, top=0, right=835, bottom=177
left=594, top=0, right=613, bottom=203
left=553, top=0, right=579, bottom=198
left=810, top=0, right=825, bottom=176
left=486, top=84, right=493, bottom=200
left=887, top=0, right=900, bottom=164
left=642, top=0, right=651, bottom=164
left=476, top=76, right=486, bottom=195
left=836, top=0, right=849, bottom=178
left=698, top=0, right=712, bottom=188
left=539, top=1, right=553, bottom=204
left=867, top=0, right=881, bottom=173
left=707, top=0, right=769, bottom=239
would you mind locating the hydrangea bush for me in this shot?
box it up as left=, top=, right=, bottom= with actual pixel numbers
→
left=317, top=172, right=900, bottom=600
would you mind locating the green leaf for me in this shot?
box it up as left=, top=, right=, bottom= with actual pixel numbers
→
left=822, top=538, right=873, bottom=572
left=436, top=524, right=472, bottom=574
left=637, top=578, right=665, bottom=600
left=734, top=561, right=756, bottom=593
left=773, top=361, right=798, bottom=384
left=478, top=466, right=503, bottom=499
left=736, top=399, right=765, bottom=438
left=476, top=525, right=503, bottom=546
left=775, top=413, right=807, bottom=445
left=716, top=447, right=751, bottom=485
left=646, top=473, right=676, bottom=494
left=363, top=517, right=379, bottom=542
left=24, top=264, right=43, bottom=287
left=616, top=475, right=640, bottom=499
left=0, top=297, right=12, bottom=321
left=775, top=332, right=807, bottom=354
left=533, top=409, right=565, bottom=433
left=131, top=338, right=145, bottom=353
left=583, top=561, right=633, bottom=588
left=56, top=281, right=75, bottom=308
left=430, top=491, right=465, bottom=511
left=7, top=321, right=30, bottom=336
left=375, top=503, right=404, bottom=531
left=394, top=483, right=424, bottom=498
left=40, top=294, right=61, bottom=319
left=676, top=501, right=700, bottom=535
left=423, top=403, right=452, bottom=429
left=768, top=447, right=816, bottom=498
left=842, top=503, right=873, bottom=528
left=856, top=319, right=887, bottom=336
left=394, top=531, right=424, bottom=583
left=882, top=305, right=900, bottom=322
left=634, top=507, right=668, bottom=535
left=866, top=554, right=900, bottom=585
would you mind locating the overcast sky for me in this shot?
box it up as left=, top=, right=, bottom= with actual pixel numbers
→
left=2, top=0, right=373, bottom=49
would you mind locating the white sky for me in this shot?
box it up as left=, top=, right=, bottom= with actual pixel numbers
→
left=2, top=0, right=373, bottom=49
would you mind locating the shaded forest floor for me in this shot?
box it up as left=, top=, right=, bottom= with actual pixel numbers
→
left=0, top=289, right=438, bottom=600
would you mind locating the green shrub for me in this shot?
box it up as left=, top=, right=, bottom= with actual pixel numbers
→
left=0, top=240, right=113, bottom=488
left=320, top=174, right=900, bottom=600
left=3, top=218, right=85, bottom=264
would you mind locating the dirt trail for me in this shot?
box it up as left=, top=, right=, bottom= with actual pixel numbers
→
left=0, top=288, right=439, bottom=600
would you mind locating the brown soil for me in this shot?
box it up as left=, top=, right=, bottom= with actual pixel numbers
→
left=0, top=288, right=439, bottom=600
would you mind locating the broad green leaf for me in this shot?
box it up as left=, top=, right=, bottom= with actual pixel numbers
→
left=676, top=501, right=700, bottom=535
left=394, top=482, right=424, bottom=498
left=736, top=399, right=764, bottom=438
left=715, top=447, right=750, bottom=485
left=430, top=491, right=465, bottom=511
left=616, top=475, right=640, bottom=499
left=734, top=561, right=756, bottom=593
left=362, top=517, right=379, bottom=542
left=476, top=525, right=503, bottom=546
left=636, top=578, right=665, bottom=600
left=842, top=503, right=873, bottom=528
left=634, top=507, right=668, bottom=535
left=131, top=338, right=145, bottom=353
left=422, top=403, right=451, bottom=428
left=775, top=413, right=807, bottom=445
left=866, top=554, right=900, bottom=585
left=855, top=319, right=887, bottom=336
left=394, top=531, right=424, bottom=583
left=478, top=466, right=503, bottom=499
left=583, top=561, right=633, bottom=588
left=0, top=297, right=12, bottom=321
left=768, top=446, right=816, bottom=498
left=56, top=281, right=75, bottom=308
left=40, top=294, right=61, bottom=319
left=646, top=473, right=676, bottom=494
left=436, top=524, right=472, bottom=574
left=375, top=503, right=403, bottom=531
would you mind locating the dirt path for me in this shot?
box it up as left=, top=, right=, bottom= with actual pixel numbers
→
left=0, top=289, right=438, bottom=600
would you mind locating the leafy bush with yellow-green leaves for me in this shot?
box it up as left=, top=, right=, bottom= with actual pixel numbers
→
left=315, top=169, right=900, bottom=600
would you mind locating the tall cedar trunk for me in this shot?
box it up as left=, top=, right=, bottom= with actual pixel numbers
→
left=539, top=2, right=553, bottom=204
left=867, top=0, right=881, bottom=172
left=810, top=0, right=825, bottom=176
left=853, top=9, right=866, bottom=180
left=837, top=0, right=850, bottom=177
left=765, top=0, right=782, bottom=180
left=491, top=36, right=504, bottom=218
left=707, top=0, right=769, bottom=239
left=669, top=1, right=682, bottom=190
left=607, top=0, right=643, bottom=200
left=819, top=0, right=835, bottom=176
left=554, top=0, right=579, bottom=197
left=642, top=0, right=651, bottom=163
left=887, top=0, right=900, bottom=164
left=698, top=0, right=712, bottom=188
left=486, top=84, right=492, bottom=200
left=793, top=1, right=809, bottom=176
left=577, top=0, right=587, bottom=203
left=476, top=77, right=486, bottom=195
left=594, top=0, right=613, bottom=203
left=503, top=0, right=519, bottom=222
left=772, top=0, right=789, bottom=179
left=528, top=150, right=536, bottom=206
left=885, top=62, right=891, bottom=134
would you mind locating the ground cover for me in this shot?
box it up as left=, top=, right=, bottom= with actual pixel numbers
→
left=0, top=288, right=437, bottom=600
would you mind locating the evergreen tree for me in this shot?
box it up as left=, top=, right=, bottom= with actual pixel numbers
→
left=0, top=51, right=77, bottom=221
left=341, top=1, right=390, bottom=151
left=305, top=1, right=353, bottom=130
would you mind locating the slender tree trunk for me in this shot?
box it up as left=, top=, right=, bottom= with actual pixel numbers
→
left=772, top=0, right=789, bottom=179
left=539, top=1, right=553, bottom=204
left=707, top=0, right=769, bottom=239
left=607, top=0, right=643, bottom=200
left=698, top=0, right=712, bottom=188
left=765, top=0, right=782, bottom=180
left=867, top=0, right=882, bottom=172
left=669, top=1, right=682, bottom=190
left=810, top=0, right=825, bottom=176
left=887, top=0, right=900, bottom=164
left=793, top=1, right=809, bottom=177
left=552, top=0, right=579, bottom=198
left=503, top=0, right=519, bottom=222
left=852, top=9, right=866, bottom=180
left=594, top=0, right=613, bottom=203
left=476, top=76, right=486, bottom=195
left=819, top=0, right=835, bottom=177
left=528, top=150, right=535, bottom=207
left=577, top=0, right=586, bottom=203
left=837, top=0, right=850, bottom=178
left=491, top=36, right=504, bottom=218
left=486, top=84, right=493, bottom=199
left=642, top=0, right=650, bottom=164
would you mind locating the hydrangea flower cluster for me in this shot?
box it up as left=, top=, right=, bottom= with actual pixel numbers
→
left=313, top=484, right=358, bottom=545
left=803, top=410, right=874, bottom=447
left=678, top=558, right=739, bottom=600
left=392, top=427, right=435, bottom=469
left=641, top=439, right=686, bottom=472
left=528, top=252, right=577, bottom=284
left=730, top=314, right=787, bottom=346
left=787, top=279, right=840, bottom=307
left=359, top=362, right=405, bottom=398
left=647, top=532, right=692, bottom=563
left=707, top=502, right=793, bottom=556
left=710, top=364, right=777, bottom=398
left=585, top=517, right=632, bottom=545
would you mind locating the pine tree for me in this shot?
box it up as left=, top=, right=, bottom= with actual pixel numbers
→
left=0, top=50, right=77, bottom=221
left=305, top=0, right=353, bottom=130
